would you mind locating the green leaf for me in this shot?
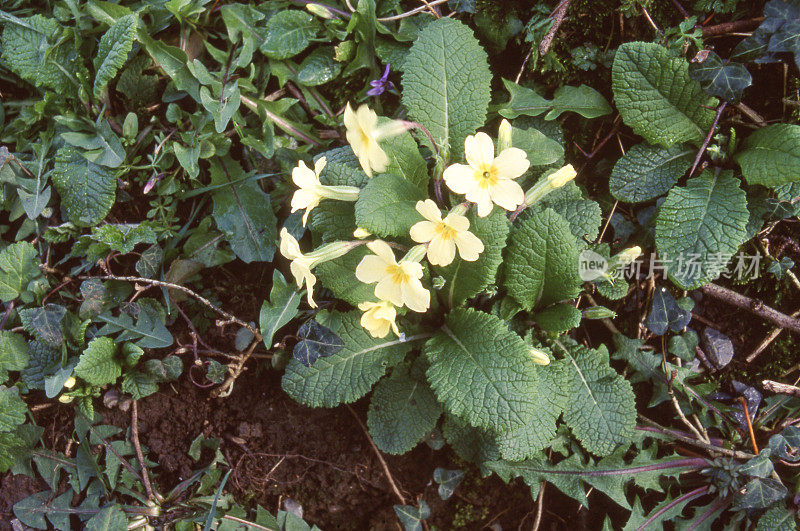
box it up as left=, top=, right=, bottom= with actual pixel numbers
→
left=121, top=371, right=158, bottom=399
left=292, top=319, right=344, bottom=367
left=91, top=223, right=157, bottom=255
left=688, top=50, right=752, bottom=103
left=135, top=245, right=163, bottom=278
left=61, top=121, right=125, bottom=168
left=354, top=174, right=426, bottom=238
left=19, top=304, right=66, bottom=347
left=297, top=47, right=342, bottom=86
left=424, top=308, right=540, bottom=434
left=441, top=414, right=500, bottom=465
left=96, top=305, right=173, bottom=349
left=735, top=124, right=800, bottom=188
left=260, top=11, right=319, bottom=59
left=51, top=146, right=116, bottom=227
left=315, top=247, right=377, bottom=307
left=381, top=131, right=429, bottom=190
left=433, top=468, right=465, bottom=500
left=0, top=331, right=29, bottom=383
left=655, top=170, right=749, bottom=290
left=367, top=363, right=443, bottom=454
left=93, top=14, right=137, bottom=97
left=86, top=504, right=128, bottom=531
left=609, top=143, right=694, bottom=202
left=199, top=81, right=241, bottom=134
left=0, top=14, right=86, bottom=96
left=504, top=208, right=582, bottom=310
left=212, top=167, right=277, bottom=263
left=0, top=385, right=27, bottom=432
left=75, top=337, right=120, bottom=387
left=402, top=18, right=491, bottom=156
left=220, top=3, right=265, bottom=67
left=612, top=42, right=717, bottom=146
left=281, top=311, right=413, bottom=407
left=436, top=206, right=509, bottom=307
left=259, top=270, right=301, bottom=348
left=550, top=339, right=636, bottom=456
left=545, top=85, right=612, bottom=120
left=756, top=504, right=798, bottom=531
left=137, top=31, right=200, bottom=101
left=394, top=501, right=430, bottom=531
left=510, top=125, right=564, bottom=166
left=533, top=303, right=582, bottom=333
left=498, top=79, right=550, bottom=119
left=0, top=241, right=40, bottom=303
left=735, top=477, right=788, bottom=509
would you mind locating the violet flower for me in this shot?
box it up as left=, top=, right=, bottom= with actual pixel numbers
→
left=367, top=64, right=394, bottom=96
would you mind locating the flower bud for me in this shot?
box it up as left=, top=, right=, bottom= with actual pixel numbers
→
left=402, top=244, right=428, bottom=263
left=353, top=228, right=371, bottom=239
left=613, top=246, right=642, bottom=267
left=547, top=164, right=577, bottom=189
left=497, top=119, right=512, bottom=152
left=123, top=112, right=138, bottom=140
left=522, top=164, right=577, bottom=208
left=58, top=394, right=74, bottom=404
left=582, top=306, right=617, bottom=320
left=529, top=347, right=551, bottom=366
left=63, top=376, right=76, bottom=389
left=306, top=3, right=334, bottom=18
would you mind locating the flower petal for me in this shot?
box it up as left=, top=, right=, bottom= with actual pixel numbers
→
left=375, top=277, right=403, bottom=307
left=355, top=254, right=390, bottom=284
left=415, top=199, right=443, bottom=224
left=291, top=189, right=320, bottom=212
left=443, top=163, right=477, bottom=195
left=409, top=220, right=438, bottom=243
left=494, top=147, right=530, bottom=179
left=442, top=212, right=470, bottom=232
left=454, top=230, right=485, bottom=261
left=489, top=179, right=525, bottom=211
left=292, top=161, right=320, bottom=188
left=279, top=228, right=302, bottom=261
left=367, top=143, right=389, bottom=174
left=465, top=132, right=495, bottom=170
left=465, top=186, right=492, bottom=216
left=366, top=240, right=396, bottom=264
left=313, top=156, right=327, bottom=176
left=343, top=103, right=357, bottom=132
left=427, top=235, right=456, bottom=266
left=401, top=279, right=430, bottom=312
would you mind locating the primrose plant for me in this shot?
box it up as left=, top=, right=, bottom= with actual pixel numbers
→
left=269, top=18, right=641, bottom=474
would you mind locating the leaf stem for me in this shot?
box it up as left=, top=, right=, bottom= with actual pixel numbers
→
left=636, top=485, right=709, bottom=531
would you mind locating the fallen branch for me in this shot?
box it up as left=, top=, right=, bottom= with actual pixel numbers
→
left=702, top=17, right=764, bottom=38
left=538, top=0, right=573, bottom=56
left=699, top=283, right=800, bottom=335
left=763, top=380, right=800, bottom=398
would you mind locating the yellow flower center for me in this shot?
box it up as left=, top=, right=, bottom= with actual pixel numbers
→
left=478, top=166, right=498, bottom=189
left=386, top=264, right=409, bottom=284
left=434, top=222, right=457, bottom=240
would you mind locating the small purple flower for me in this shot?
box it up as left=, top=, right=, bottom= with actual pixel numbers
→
left=143, top=173, right=164, bottom=194
left=367, top=63, right=394, bottom=96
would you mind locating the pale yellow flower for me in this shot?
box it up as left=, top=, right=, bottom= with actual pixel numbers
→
left=343, top=103, right=406, bottom=177
left=291, top=157, right=359, bottom=226
left=409, top=200, right=484, bottom=266
left=443, top=132, right=530, bottom=217
left=358, top=300, right=400, bottom=338
left=355, top=240, right=430, bottom=312
left=279, top=228, right=319, bottom=308
left=529, top=347, right=551, bottom=366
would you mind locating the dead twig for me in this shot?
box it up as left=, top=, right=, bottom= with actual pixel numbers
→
left=531, top=481, right=546, bottom=531
left=538, top=0, right=573, bottom=57
left=131, top=400, right=155, bottom=501
left=702, top=17, right=764, bottom=38
left=689, top=102, right=727, bottom=177
left=763, top=380, right=800, bottom=398
left=347, top=405, right=406, bottom=505
left=699, top=283, right=800, bottom=335
left=746, top=309, right=800, bottom=362
left=211, top=337, right=261, bottom=398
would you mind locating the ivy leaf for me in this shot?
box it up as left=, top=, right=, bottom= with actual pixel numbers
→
left=504, top=208, right=581, bottom=310
left=292, top=319, right=344, bottom=368
left=51, top=147, right=116, bottom=227
left=0, top=241, right=40, bottom=303
left=610, top=143, right=694, bottom=203
left=212, top=167, right=277, bottom=263
left=612, top=42, right=717, bottom=146
left=75, top=337, right=120, bottom=387
left=436, top=207, right=509, bottom=307
left=282, top=311, right=413, bottom=407
left=135, top=245, right=163, bottom=279
left=0, top=385, right=27, bottom=432
left=0, top=14, right=87, bottom=97
left=144, top=355, right=183, bottom=382
left=688, top=50, right=752, bottom=103
left=19, top=304, right=66, bottom=347
left=260, top=11, right=319, bottom=59
left=735, top=124, right=800, bottom=188
left=735, top=477, right=788, bottom=509
left=93, top=14, right=137, bottom=98
left=354, top=174, right=426, bottom=238
left=0, top=331, right=29, bottom=383
left=367, top=363, right=443, bottom=454
left=402, top=18, right=491, bottom=156
left=393, top=501, right=430, bottom=531
left=259, top=270, right=301, bottom=349
left=645, top=288, right=692, bottom=335
left=424, top=308, right=540, bottom=434
left=433, top=468, right=465, bottom=500
left=655, top=170, right=749, bottom=290
left=550, top=338, right=636, bottom=456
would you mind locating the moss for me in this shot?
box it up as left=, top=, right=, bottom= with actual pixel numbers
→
left=451, top=502, right=490, bottom=528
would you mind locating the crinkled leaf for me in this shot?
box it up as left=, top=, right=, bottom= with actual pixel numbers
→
left=0, top=385, right=27, bottom=432
left=402, top=18, right=491, bottom=155
left=610, top=143, right=694, bottom=202
left=655, top=170, right=749, bottom=289
left=381, top=131, right=429, bottom=190
left=0, top=241, right=40, bottom=303
left=354, top=173, right=426, bottom=238
left=367, top=363, right=443, bottom=454
left=121, top=371, right=158, bottom=399
left=93, top=14, right=137, bottom=97
left=260, top=270, right=301, bottom=348
left=504, top=208, right=581, bottom=310
left=612, top=42, right=717, bottom=146
left=735, top=124, right=800, bottom=188
left=0, top=331, right=29, bottom=383
left=282, top=311, right=413, bottom=407
left=260, top=10, right=319, bottom=59
left=756, top=504, right=798, bottom=531
left=441, top=414, right=500, bottom=466
left=51, top=146, right=116, bottom=227
left=212, top=174, right=277, bottom=263
left=20, top=341, right=60, bottom=390
left=75, top=337, right=120, bottom=386
left=293, top=319, right=344, bottom=368
left=424, top=308, right=540, bottom=434
left=19, top=304, right=66, bottom=347
left=315, top=247, right=377, bottom=307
